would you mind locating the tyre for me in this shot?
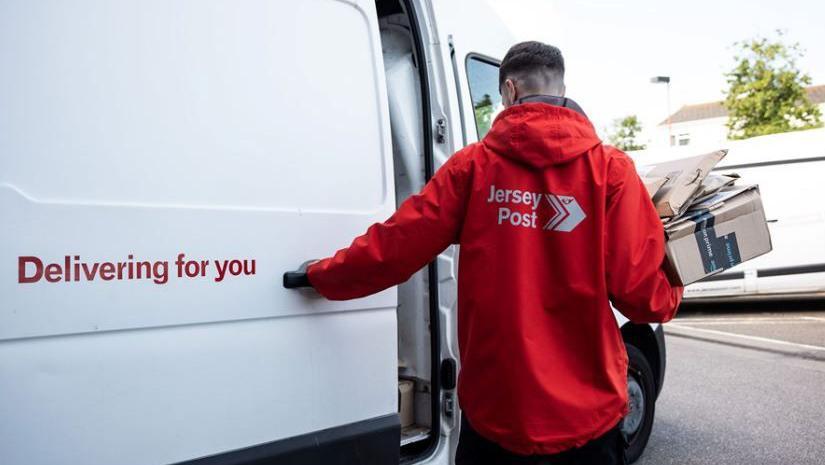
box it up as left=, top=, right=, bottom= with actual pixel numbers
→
left=622, top=344, right=656, bottom=464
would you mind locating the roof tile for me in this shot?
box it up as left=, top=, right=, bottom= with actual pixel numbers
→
left=659, top=84, right=825, bottom=125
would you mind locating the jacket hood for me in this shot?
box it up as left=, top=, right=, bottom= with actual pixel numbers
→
left=483, top=102, right=602, bottom=168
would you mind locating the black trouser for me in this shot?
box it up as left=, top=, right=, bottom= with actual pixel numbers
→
left=455, top=416, right=626, bottom=465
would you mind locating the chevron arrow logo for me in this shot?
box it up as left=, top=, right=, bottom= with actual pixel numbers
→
left=543, top=194, right=586, bottom=232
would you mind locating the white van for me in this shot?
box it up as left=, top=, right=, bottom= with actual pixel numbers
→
left=0, top=1, right=667, bottom=464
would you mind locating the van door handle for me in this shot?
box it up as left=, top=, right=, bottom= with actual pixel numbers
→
left=283, top=260, right=318, bottom=289
left=283, top=271, right=310, bottom=288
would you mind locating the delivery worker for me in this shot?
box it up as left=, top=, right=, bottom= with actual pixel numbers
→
left=303, top=41, right=683, bottom=464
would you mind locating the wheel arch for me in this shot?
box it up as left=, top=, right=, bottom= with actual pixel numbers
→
left=621, top=323, right=666, bottom=399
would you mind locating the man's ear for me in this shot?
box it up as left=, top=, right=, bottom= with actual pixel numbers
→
left=503, top=79, right=517, bottom=107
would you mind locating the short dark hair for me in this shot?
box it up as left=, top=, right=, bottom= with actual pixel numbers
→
left=499, top=41, right=565, bottom=92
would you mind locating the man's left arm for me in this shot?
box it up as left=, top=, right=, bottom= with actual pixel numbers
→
left=307, top=152, right=472, bottom=300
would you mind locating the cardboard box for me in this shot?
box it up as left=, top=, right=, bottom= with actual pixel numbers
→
left=694, top=173, right=739, bottom=201
left=645, top=149, right=728, bottom=218
left=398, top=379, right=415, bottom=428
left=663, top=185, right=772, bottom=285
left=642, top=176, right=668, bottom=197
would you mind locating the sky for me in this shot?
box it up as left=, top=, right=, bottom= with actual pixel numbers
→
left=486, top=0, right=825, bottom=142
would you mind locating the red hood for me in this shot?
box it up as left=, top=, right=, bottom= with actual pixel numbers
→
left=483, top=103, right=602, bottom=168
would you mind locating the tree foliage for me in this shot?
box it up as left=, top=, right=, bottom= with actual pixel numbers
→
left=474, top=94, right=495, bottom=138
left=608, top=115, right=647, bottom=151
left=724, top=32, right=822, bottom=139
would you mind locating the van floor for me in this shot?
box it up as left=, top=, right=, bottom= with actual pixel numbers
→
left=401, top=425, right=431, bottom=446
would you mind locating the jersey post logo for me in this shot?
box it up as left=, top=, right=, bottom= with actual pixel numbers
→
left=486, top=185, right=586, bottom=232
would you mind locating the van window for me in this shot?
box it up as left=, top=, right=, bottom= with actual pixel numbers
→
left=466, top=56, right=503, bottom=138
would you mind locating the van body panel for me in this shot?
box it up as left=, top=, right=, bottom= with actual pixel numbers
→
left=0, top=308, right=398, bottom=465
left=1, top=1, right=399, bottom=464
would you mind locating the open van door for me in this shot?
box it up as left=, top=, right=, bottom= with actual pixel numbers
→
left=430, top=1, right=513, bottom=145
left=0, top=1, right=400, bottom=464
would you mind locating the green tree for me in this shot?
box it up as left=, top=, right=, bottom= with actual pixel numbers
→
left=474, top=94, right=495, bottom=138
left=608, top=115, right=647, bottom=151
left=724, top=32, right=822, bottom=139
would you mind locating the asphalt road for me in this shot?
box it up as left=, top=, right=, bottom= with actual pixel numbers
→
left=637, top=305, right=825, bottom=465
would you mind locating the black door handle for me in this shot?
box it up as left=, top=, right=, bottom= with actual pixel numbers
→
left=283, top=260, right=318, bottom=289
left=283, top=270, right=310, bottom=288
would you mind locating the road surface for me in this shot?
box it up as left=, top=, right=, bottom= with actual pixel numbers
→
left=638, top=307, right=825, bottom=465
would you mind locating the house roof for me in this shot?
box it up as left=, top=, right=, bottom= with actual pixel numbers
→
left=659, top=84, right=825, bottom=126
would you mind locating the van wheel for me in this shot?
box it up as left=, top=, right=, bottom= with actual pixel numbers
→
left=622, top=344, right=656, bottom=464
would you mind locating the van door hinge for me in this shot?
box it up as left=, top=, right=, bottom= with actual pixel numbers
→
left=435, top=118, right=447, bottom=143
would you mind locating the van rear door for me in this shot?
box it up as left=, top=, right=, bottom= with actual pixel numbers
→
left=0, top=1, right=399, bottom=464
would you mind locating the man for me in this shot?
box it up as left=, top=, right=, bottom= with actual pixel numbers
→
left=305, top=41, right=683, bottom=464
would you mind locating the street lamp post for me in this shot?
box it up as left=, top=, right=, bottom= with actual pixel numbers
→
left=650, top=76, right=672, bottom=146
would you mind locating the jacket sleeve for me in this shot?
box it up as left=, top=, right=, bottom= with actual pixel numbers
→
left=307, top=152, right=472, bottom=300
left=605, top=152, right=683, bottom=323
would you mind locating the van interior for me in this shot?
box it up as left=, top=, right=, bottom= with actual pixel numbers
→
left=376, top=0, right=442, bottom=458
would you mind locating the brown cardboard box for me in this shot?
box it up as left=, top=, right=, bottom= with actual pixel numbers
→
left=663, top=185, right=772, bottom=285
left=646, top=149, right=728, bottom=218
left=642, top=176, right=668, bottom=197
left=398, top=379, right=414, bottom=428
left=693, top=173, right=739, bottom=201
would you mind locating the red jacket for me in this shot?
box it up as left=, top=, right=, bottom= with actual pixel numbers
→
left=308, top=103, right=683, bottom=455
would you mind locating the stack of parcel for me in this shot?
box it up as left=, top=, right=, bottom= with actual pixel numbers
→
left=638, top=149, right=772, bottom=286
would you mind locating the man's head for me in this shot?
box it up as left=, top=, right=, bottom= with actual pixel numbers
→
left=499, top=41, right=565, bottom=108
